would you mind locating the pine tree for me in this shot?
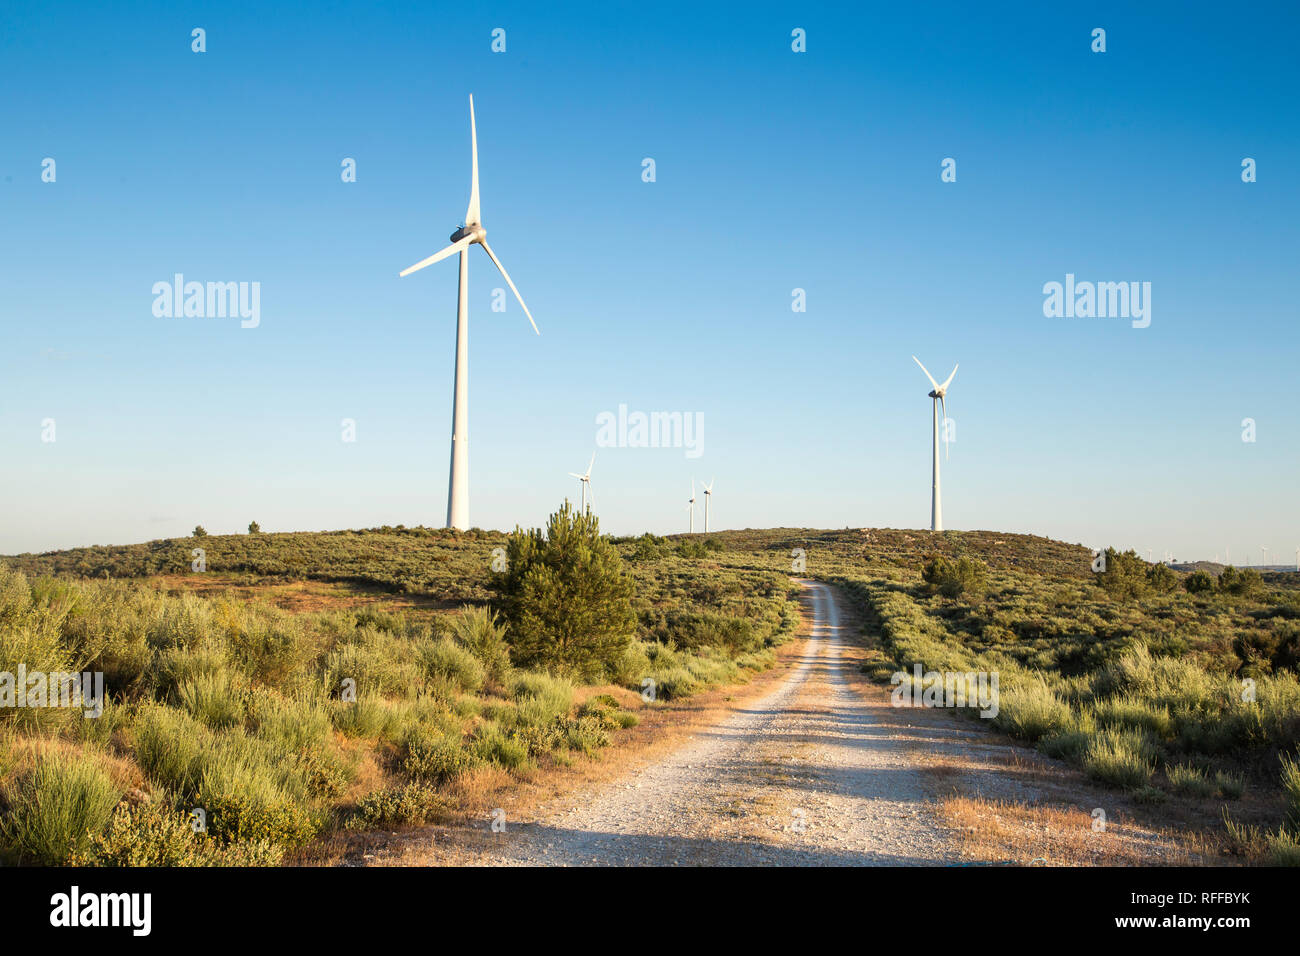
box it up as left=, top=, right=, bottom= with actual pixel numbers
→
left=497, top=501, right=636, bottom=681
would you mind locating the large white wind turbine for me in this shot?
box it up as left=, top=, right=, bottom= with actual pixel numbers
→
left=399, top=95, right=539, bottom=531
left=568, top=452, right=595, bottom=513
left=912, top=356, right=958, bottom=532
left=702, top=478, right=715, bottom=533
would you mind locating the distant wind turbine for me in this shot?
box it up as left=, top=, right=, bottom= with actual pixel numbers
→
left=912, top=356, right=958, bottom=532
left=702, top=478, right=715, bottom=532
left=687, top=480, right=696, bottom=534
left=568, top=452, right=595, bottom=513
left=399, top=94, right=539, bottom=531
left=1262, top=546, right=1269, bottom=568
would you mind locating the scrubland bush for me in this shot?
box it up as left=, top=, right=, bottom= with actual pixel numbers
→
left=921, top=555, right=988, bottom=598
left=1, top=750, right=122, bottom=864
left=1094, top=548, right=1149, bottom=599
left=448, top=605, right=511, bottom=684
left=1083, top=728, right=1156, bottom=789
left=346, top=783, right=451, bottom=830
left=419, top=638, right=485, bottom=694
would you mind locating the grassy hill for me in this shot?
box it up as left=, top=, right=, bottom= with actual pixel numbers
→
left=2, top=522, right=1298, bottom=865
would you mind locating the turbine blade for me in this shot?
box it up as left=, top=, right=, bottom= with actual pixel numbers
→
left=479, top=240, right=538, bottom=334
left=587, top=451, right=596, bottom=477
left=399, top=237, right=471, bottom=277
left=466, top=94, right=480, bottom=226
left=940, top=364, right=959, bottom=391
left=912, top=355, right=939, bottom=391
left=568, top=473, right=583, bottom=479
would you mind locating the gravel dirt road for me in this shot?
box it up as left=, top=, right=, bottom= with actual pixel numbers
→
left=419, top=580, right=958, bottom=866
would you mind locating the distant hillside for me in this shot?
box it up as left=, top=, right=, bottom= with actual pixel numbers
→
left=3, top=525, right=1098, bottom=595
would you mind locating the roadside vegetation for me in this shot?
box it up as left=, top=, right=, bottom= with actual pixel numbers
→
left=0, top=506, right=796, bottom=866
left=6, top=521, right=1297, bottom=865
left=812, top=540, right=1300, bottom=864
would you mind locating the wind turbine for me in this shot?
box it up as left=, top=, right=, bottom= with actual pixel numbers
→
left=912, top=356, right=958, bottom=532
left=568, top=452, right=595, bottom=513
left=702, top=478, right=715, bottom=533
left=399, top=95, right=539, bottom=531
left=1262, top=546, right=1269, bottom=568
left=687, top=480, right=696, bottom=533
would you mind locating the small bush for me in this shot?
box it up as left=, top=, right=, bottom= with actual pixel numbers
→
left=1, top=751, right=123, bottom=864
left=1083, top=728, right=1155, bottom=789
left=1094, top=548, right=1148, bottom=599
left=1281, top=754, right=1300, bottom=833
left=400, top=726, right=477, bottom=783
left=1167, top=764, right=1216, bottom=798
left=993, top=681, right=1072, bottom=741
left=1215, top=770, right=1245, bottom=800
left=471, top=724, right=531, bottom=771
left=1145, top=563, right=1179, bottom=594
left=921, top=555, right=988, bottom=599
left=176, top=671, right=245, bottom=730
left=196, top=750, right=320, bottom=848
left=448, top=605, right=511, bottom=684
left=70, top=799, right=284, bottom=867
left=419, top=638, right=486, bottom=694
left=1185, top=570, right=1216, bottom=594
left=346, top=783, right=452, bottom=831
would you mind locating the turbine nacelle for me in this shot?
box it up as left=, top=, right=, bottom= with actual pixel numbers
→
left=450, top=224, right=486, bottom=244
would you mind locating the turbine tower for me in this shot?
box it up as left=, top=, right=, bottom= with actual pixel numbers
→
left=687, top=480, right=696, bottom=533
left=912, top=356, right=958, bottom=532
left=399, top=95, right=539, bottom=531
left=568, top=452, right=595, bottom=512
left=702, top=478, right=715, bottom=533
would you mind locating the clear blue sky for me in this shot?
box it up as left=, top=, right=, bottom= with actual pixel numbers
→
left=1, top=0, right=1297, bottom=564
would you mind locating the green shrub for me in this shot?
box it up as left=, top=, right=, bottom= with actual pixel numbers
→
left=1083, top=728, right=1155, bottom=789
left=993, top=681, right=1072, bottom=741
left=448, top=605, right=511, bottom=683
left=400, top=726, right=477, bottom=783
left=1218, top=566, right=1262, bottom=597
left=563, top=714, right=611, bottom=755
left=1, top=751, right=122, bottom=864
left=70, top=799, right=284, bottom=867
left=1215, top=770, right=1245, bottom=800
left=1281, top=754, right=1300, bottom=833
left=1167, top=763, right=1216, bottom=797
left=346, top=783, right=452, bottom=831
left=471, top=723, right=532, bottom=771
left=248, top=689, right=332, bottom=752
left=1185, top=570, right=1216, bottom=594
left=1146, top=563, right=1179, bottom=594
left=331, top=695, right=392, bottom=739
left=921, top=555, right=988, bottom=599
left=131, top=704, right=209, bottom=794
left=1095, top=548, right=1149, bottom=599
left=176, top=671, right=245, bottom=729
left=196, top=749, right=319, bottom=847
left=509, top=671, right=574, bottom=726
left=419, top=638, right=486, bottom=694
